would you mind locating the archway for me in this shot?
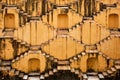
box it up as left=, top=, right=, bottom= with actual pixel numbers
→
left=87, top=58, right=98, bottom=72
left=28, top=58, right=40, bottom=72
left=58, top=14, right=68, bottom=29
left=108, top=14, right=119, bottom=29
left=4, top=14, right=15, bottom=29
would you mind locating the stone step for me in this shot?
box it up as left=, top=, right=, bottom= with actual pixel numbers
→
left=87, top=76, right=99, bottom=80
left=15, top=70, right=20, bottom=75
left=29, top=72, right=40, bottom=76
left=10, top=69, right=15, bottom=73
left=0, top=66, right=11, bottom=71
left=57, top=60, right=69, bottom=65
left=28, top=77, right=40, bottom=80
left=86, top=45, right=97, bottom=50
left=2, top=29, right=14, bottom=37
left=30, top=46, right=40, bottom=50
left=115, top=65, right=120, bottom=69
left=16, top=57, right=20, bottom=61
left=87, top=72, right=98, bottom=76
left=83, top=73, right=105, bottom=79
left=4, top=66, right=11, bottom=70
left=107, top=69, right=113, bottom=74
left=49, top=70, right=54, bottom=75
left=1, top=61, right=11, bottom=66
left=44, top=73, right=49, bottom=77
left=6, top=5, right=18, bottom=7
left=74, top=70, right=80, bottom=74
left=53, top=68, right=58, bottom=73
left=23, top=75, right=28, bottom=80
left=114, top=60, right=120, bottom=65
left=40, top=75, right=45, bottom=80
left=20, top=41, right=27, bottom=45
left=70, top=68, right=75, bottom=72
left=57, top=29, right=69, bottom=35
left=29, top=16, right=40, bottom=20
left=83, top=74, right=88, bottom=79
left=112, top=34, right=120, bottom=37
left=98, top=74, right=104, bottom=79
left=57, top=34, right=68, bottom=38
left=102, top=72, right=108, bottom=76
left=111, top=67, right=116, bottom=72
left=81, top=52, right=86, bottom=56
left=110, top=30, right=120, bottom=37
left=19, top=72, right=24, bottom=78
left=83, top=17, right=93, bottom=20
left=57, top=65, right=70, bottom=70
left=85, top=50, right=98, bottom=53
left=111, top=30, right=120, bottom=34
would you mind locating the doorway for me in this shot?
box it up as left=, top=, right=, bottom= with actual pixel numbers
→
left=108, top=14, right=119, bottom=29
left=28, top=58, right=40, bottom=72
left=87, top=58, right=98, bottom=72
left=58, top=14, right=68, bottom=29
left=4, top=14, right=15, bottom=29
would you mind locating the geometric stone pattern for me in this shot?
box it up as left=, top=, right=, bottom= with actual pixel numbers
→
left=0, top=0, right=120, bottom=80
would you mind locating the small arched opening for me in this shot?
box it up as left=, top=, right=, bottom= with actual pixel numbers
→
left=58, top=14, right=68, bottom=29
left=87, top=58, right=98, bottom=72
left=4, top=14, right=15, bottom=29
left=28, top=58, right=40, bottom=72
left=108, top=14, right=119, bottom=29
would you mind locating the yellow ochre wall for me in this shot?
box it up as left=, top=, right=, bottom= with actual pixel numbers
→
left=0, top=0, right=120, bottom=74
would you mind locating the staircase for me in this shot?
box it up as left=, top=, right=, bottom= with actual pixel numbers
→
left=0, top=60, right=11, bottom=71
left=57, top=60, right=70, bottom=70
left=0, top=0, right=120, bottom=80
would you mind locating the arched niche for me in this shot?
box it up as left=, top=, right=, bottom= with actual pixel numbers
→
left=28, top=58, right=40, bottom=72
left=4, top=14, right=15, bottom=29
left=108, top=14, right=119, bottom=29
left=87, top=57, right=98, bottom=72
left=58, top=14, right=68, bottom=29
